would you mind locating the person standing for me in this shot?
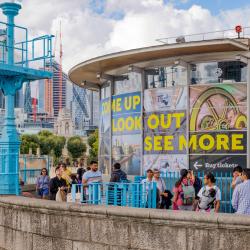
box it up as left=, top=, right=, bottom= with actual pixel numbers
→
left=82, top=161, right=102, bottom=185
left=141, top=169, right=154, bottom=189
left=109, top=163, right=128, bottom=205
left=141, top=169, right=154, bottom=208
left=49, top=165, right=67, bottom=200
left=232, top=169, right=250, bottom=215
left=173, top=169, right=195, bottom=211
left=77, top=162, right=86, bottom=184
left=231, top=166, right=243, bottom=189
left=197, top=172, right=221, bottom=213
left=82, top=161, right=102, bottom=203
left=36, top=168, right=50, bottom=199
left=61, top=163, right=72, bottom=187
left=110, top=162, right=128, bottom=183
left=153, top=169, right=172, bottom=209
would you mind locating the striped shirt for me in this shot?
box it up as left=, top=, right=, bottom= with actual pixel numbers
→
left=82, top=170, right=102, bottom=184
left=232, top=180, right=250, bottom=215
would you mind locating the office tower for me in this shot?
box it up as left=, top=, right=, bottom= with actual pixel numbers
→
left=39, top=60, right=66, bottom=117
left=72, top=84, right=90, bottom=130
left=87, top=89, right=99, bottom=128
left=24, top=82, right=32, bottom=113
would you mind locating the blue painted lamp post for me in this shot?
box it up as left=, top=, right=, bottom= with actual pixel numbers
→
left=0, top=1, right=54, bottom=195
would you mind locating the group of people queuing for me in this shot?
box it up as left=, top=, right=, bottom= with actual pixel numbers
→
left=36, top=159, right=250, bottom=215
left=142, top=167, right=250, bottom=215
left=35, top=160, right=100, bottom=201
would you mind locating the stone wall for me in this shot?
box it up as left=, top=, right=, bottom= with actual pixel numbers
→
left=0, top=196, right=249, bottom=250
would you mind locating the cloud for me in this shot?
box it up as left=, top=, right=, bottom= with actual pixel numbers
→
left=0, top=0, right=250, bottom=74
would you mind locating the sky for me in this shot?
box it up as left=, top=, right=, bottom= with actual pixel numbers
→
left=0, top=0, right=250, bottom=74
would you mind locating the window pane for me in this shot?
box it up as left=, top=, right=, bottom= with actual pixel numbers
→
left=146, top=66, right=186, bottom=89
left=190, top=61, right=247, bottom=85
left=114, top=72, right=142, bottom=95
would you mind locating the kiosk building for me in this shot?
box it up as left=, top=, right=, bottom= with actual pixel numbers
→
left=69, top=29, right=250, bottom=175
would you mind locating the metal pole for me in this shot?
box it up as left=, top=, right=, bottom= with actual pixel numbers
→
left=0, top=2, right=21, bottom=195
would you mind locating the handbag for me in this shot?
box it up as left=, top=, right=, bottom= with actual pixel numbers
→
left=56, top=188, right=67, bottom=202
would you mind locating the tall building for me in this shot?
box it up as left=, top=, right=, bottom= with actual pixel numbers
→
left=87, top=89, right=99, bottom=127
left=24, top=82, right=32, bottom=113
left=38, top=60, right=67, bottom=117
left=52, top=60, right=67, bottom=117
left=0, top=89, right=23, bottom=109
left=72, top=84, right=90, bottom=130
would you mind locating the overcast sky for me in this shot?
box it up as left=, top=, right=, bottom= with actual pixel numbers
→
left=1, top=0, right=250, bottom=74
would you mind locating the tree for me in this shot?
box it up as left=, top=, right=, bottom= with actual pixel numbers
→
left=20, top=134, right=39, bottom=155
left=54, top=136, right=66, bottom=159
left=38, top=131, right=55, bottom=155
left=20, top=130, right=66, bottom=160
left=88, top=129, right=98, bottom=163
left=67, top=136, right=87, bottom=160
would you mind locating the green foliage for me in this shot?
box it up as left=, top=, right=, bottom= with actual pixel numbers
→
left=20, top=130, right=66, bottom=159
left=38, top=135, right=55, bottom=155
left=20, top=134, right=39, bottom=155
left=87, top=129, right=98, bottom=163
left=54, top=136, right=66, bottom=159
left=67, top=136, right=87, bottom=160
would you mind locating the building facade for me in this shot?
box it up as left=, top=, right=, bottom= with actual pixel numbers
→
left=69, top=32, right=250, bottom=175
left=38, top=61, right=67, bottom=117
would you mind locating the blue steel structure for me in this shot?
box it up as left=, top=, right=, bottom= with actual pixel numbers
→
left=0, top=2, right=54, bottom=195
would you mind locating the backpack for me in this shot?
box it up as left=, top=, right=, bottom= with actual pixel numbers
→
left=181, top=181, right=195, bottom=205
left=118, top=171, right=129, bottom=183
left=198, top=186, right=217, bottom=211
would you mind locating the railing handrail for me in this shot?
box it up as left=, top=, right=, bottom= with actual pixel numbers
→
left=156, top=26, right=250, bottom=44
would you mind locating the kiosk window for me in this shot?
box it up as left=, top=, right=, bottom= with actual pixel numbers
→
left=190, top=61, right=247, bottom=85
left=145, top=66, right=186, bottom=89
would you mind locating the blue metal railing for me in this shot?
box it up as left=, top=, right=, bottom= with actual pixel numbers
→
left=135, top=171, right=234, bottom=213
left=20, top=169, right=41, bottom=185
left=0, top=20, right=54, bottom=70
left=71, top=182, right=157, bottom=208
left=19, top=155, right=51, bottom=184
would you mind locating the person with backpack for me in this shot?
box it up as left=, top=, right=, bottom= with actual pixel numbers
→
left=110, top=162, right=128, bottom=183
left=173, top=169, right=195, bottom=211
left=197, top=172, right=221, bottom=213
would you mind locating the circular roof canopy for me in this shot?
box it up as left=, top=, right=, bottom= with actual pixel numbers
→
left=69, top=38, right=249, bottom=88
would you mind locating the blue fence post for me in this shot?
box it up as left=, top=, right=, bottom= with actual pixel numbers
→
left=152, top=182, right=157, bottom=209
left=122, top=184, right=127, bottom=206
left=23, top=155, right=27, bottom=183
left=80, top=184, right=83, bottom=203
left=71, top=184, right=76, bottom=202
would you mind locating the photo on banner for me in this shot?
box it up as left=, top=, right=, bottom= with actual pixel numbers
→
left=189, top=84, right=247, bottom=132
left=111, top=91, right=142, bottom=175
left=143, top=154, right=188, bottom=173
left=100, top=97, right=111, bottom=137
left=99, top=155, right=110, bottom=175
left=144, top=86, right=187, bottom=112
left=112, top=134, right=141, bottom=175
